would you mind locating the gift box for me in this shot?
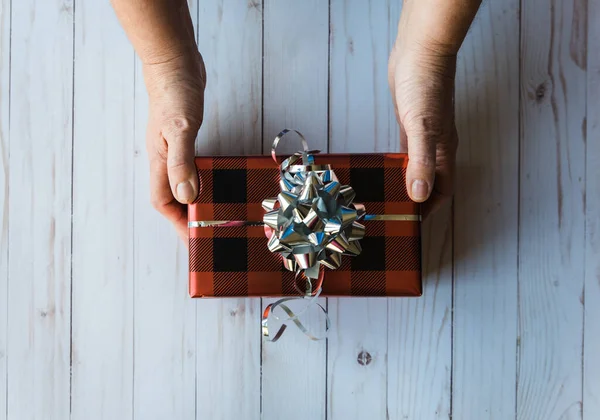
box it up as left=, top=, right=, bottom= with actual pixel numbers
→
left=188, top=142, right=422, bottom=298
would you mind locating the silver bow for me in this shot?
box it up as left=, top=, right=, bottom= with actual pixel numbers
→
left=262, top=129, right=366, bottom=285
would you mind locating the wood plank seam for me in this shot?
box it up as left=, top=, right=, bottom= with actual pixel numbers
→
left=516, top=0, right=522, bottom=418
left=0, top=0, right=10, bottom=417
left=69, top=0, right=76, bottom=416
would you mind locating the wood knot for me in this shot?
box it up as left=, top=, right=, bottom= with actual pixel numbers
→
left=347, top=38, right=354, bottom=55
left=39, top=307, right=55, bottom=318
left=535, top=82, right=547, bottom=102
left=230, top=305, right=244, bottom=317
left=357, top=350, right=372, bottom=366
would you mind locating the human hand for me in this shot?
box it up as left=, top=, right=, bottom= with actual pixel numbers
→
left=143, top=52, right=206, bottom=242
left=388, top=41, right=459, bottom=217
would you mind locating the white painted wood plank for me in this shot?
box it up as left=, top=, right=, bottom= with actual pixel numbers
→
left=263, top=0, right=328, bottom=154
left=329, top=0, right=397, bottom=154
left=518, top=0, right=587, bottom=418
left=388, top=212, right=453, bottom=420
left=196, top=0, right=262, bottom=156
left=0, top=0, right=9, bottom=416
left=131, top=2, right=199, bottom=419
left=584, top=1, right=599, bottom=418
left=196, top=299, right=261, bottom=419
left=194, top=2, right=262, bottom=419
left=327, top=1, right=394, bottom=419
left=262, top=1, right=329, bottom=419
left=70, top=1, right=134, bottom=419
left=7, top=1, right=73, bottom=419
left=326, top=299, right=387, bottom=420
left=452, top=1, right=520, bottom=418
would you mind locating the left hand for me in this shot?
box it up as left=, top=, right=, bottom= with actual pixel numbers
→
left=388, top=41, right=459, bottom=216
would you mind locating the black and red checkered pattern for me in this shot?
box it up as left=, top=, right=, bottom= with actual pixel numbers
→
left=189, top=153, right=421, bottom=298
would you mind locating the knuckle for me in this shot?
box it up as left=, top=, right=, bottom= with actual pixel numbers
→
left=405, top=114, right=447, bottom=138
left=163, top=116, right=201, bottom=139
left=436, top=130, right=459, bottom=154
left=167, top=158, right=190, bottom=172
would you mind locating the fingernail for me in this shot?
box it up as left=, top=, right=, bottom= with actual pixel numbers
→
left=411, top=179, right=429, bottom=201
left=176, top=181, right=195, bottom=202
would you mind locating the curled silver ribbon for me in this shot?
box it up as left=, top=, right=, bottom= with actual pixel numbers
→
left=262, top=288, right=330, bottom=342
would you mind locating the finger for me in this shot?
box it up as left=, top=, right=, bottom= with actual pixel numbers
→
left=422, top=136, right=457, bottom=217
left=149, top=154, right=190, bottom=242
left=163, top=118, right=199, bottom=204
left=403, top=117, right=438, bottom=202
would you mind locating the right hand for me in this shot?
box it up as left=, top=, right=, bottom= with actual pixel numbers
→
left=143, top=51, right=206, bottom=242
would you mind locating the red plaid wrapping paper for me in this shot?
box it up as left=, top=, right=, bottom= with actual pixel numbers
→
left=189, top=154, right=422, bottom=298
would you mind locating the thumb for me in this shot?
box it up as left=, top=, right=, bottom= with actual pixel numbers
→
left=164, top=121, right=199, bottom=204
left=404, top=119, right=437, bottom=203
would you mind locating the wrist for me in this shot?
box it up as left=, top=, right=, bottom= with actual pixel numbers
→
left=139, top=38, right=199, bottom=66
left=390, top=37, right=457, bottom=82
left=143, top=50, right=206, bottom=97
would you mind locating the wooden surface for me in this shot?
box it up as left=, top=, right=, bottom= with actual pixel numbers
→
left=0, top=0, right=8, bottom=417
left=585, top=1, right=599, bottom=419
left=0, top=0, right=598, bottom=419
left=453, top=1, right=520, bottom=418
left=7, top=1, right=72, bottom=419
left=72, top=1, right=134, bottom=418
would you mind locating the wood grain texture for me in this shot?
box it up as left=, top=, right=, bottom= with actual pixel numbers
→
left=196, top=0, right=262, bottom=156
left=263, top=0, right=329, bottom=154
left=452, top=1, right=520, bottom=418
left=7, top=1, right=73, bottom=419
left=584, top=1, right=599, bottom=418
left=71, top=1, right=134, bottom=419
left=262, top=1, right=329, bottom=419
left=195, top=1, right=262, bottom=419
left=329, top=0, right=397, bottom=154
left=196, top=300, right=261, bottom=419
left=0, top=0, right=9, bottom=416
left=519, top=0, right=587, bottom=418
left=388, top=211, right=453, bottom=420
left=131, top=2, right=198, bottom=419
left=326, top=299, right=387, bottom=420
